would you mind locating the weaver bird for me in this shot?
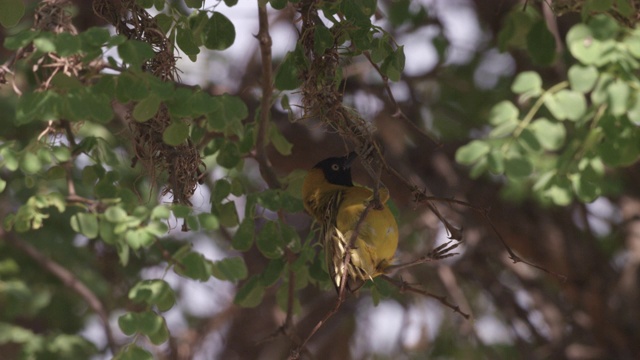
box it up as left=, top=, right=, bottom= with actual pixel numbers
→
left=302, top=152, right=398, bottom=291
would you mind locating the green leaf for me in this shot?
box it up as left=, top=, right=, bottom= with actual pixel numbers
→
left=314, top=23, right=334, bottom=54
left=281, top=222, right=301, bottom=252
left=554, top=90, right=586, bottom=121
left=129, top=280, right=176, bottom=312
left=511, top=71, right=542, bottom=96
left=256, top=221, right=285, bottom=259
left=114, top=346, right=153, bottom=360
left=234, top=276, right=265, bottom=308
left=504, top=156, right=533, bottom=178
left=154, top=13, right=172, bottom=33
left=212, top=179, right=231, bottom=203
left=105, top=206, right=128, bottom=222
left=489, top=101, right=519, bottom=126
left=211, top=257, right=248, bottom=281
left=137, top=311, right=169, bottom=345
left=275, top=51, right=302, bottom=91
left=455, top=140, right=490, bottom=165
left=269, top=126, right=293, bottom=155
left=527, top=20, right=556, bottom=65
left=116, top=72, right=148, bottom=102
left=489, top=118, right=519, bottom=138
left=177, top=25, right=200, bottom=57
left=261, top=258, right=286, bottom=287
left=125, top=228, right=155, bottom=249
left=571, top=173, right=601, bottom=203
left=628, top=94, right=640, bottom=125
left=380, top=46, right=405, bottom=82
left=4, top=30, right=38, bottom=50
left=196, top=213, right=218, bottom=231
left=566, top=23, right=614, bottom=65
left=118, top=40, right=155, bottom=69
left=34, top=32, right=56, bottom=52
left=543, top=178, right=573, bottom=206
left=20, top=152, right=42, bottom=174
left=185, top=0, right=203, bottom=8
left=568, top=65, right=598, bottom=93
left=162, top=122, right=190, bottom=146
left=70, top=213, right=99, bottom=239
left=607, top=80, right=629, bottom=116
left=118, top=312, right=138, bottom=336
left=151, top=205, right=171, bottom=219
left=175, top=252, right=211, bottom=281
left=217, top=142, right=241, bottom=169
left=132, top=95, right=161, bottom=122
left=233, top=217, right=255, bottom=251
left=0, top=0, right=25, bottom=28
left=487, top=149, right=504, bottom=174
left=203, top=12, right=236, bottom=50
left=217, top=201, right=239, bottom=227
left=529, top=118, right=565, bottom=151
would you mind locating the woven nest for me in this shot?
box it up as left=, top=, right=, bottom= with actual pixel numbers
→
left=93, top=0, right=203, bottom=207
left=298, top=3, right=383, bottom=179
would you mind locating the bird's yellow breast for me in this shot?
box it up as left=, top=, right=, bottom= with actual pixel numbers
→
left=302, top=168, right=398, bottom=277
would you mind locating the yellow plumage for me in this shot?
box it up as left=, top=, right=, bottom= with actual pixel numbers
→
left=302, top=153, right=398, bottom=291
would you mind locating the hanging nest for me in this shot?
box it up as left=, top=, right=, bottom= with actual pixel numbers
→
left=297, top=2, right=383, bottom=180
left=93, top=0, right=203, bottom=207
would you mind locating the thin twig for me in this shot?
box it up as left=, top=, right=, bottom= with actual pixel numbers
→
left=2, top=230, right=118, bottom=354
left=380, top=274, right=470, bottom=319
left=362, top=51, right=440, bottom=145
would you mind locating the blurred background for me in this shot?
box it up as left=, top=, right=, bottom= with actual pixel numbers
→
left=1, top=0, right=639, bottom=359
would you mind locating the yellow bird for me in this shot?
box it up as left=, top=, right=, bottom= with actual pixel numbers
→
left=302, top=152, right=398, bottom=291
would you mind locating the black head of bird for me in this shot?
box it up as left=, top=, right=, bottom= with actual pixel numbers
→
left=312, top=151, right=357, bottom=187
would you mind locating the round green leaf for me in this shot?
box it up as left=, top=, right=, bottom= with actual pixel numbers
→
left=211, top=257, right=248, bottom=281
left=511, top=71, right=542, bottom=96
left=197, top=213, right=219, bottom=230
left=176, top=25, right=200, bottom=57
left=105, top=206, right=128, bottom=222
left=526, top=20, right=556, bottom=65
left=504, top=156, right=533, bottom=178
left=234, top=276, right=265, bottom=308
left=118, top=312, right=138, bottom=336
left=568, top=65, right=599, bottom=93
left=232, top=217, right=255, bottom=251
left=607, top=80, right=630, bottom=116
left=71, top=213, right=99, bottom=239
left=162, top=122, right=189, bottom=146
left=555, top=90, right=586, bottom=121
left=256, top=221, right=284, bottom=259
left=489, top=101, right=519, bottom=126
left=529, top=118, right=566, bottom=151
left=133, top=95, right=161, bottom=122
left=203, top=12, right=235, bottom=50
left=0, top=0, right=25, bottom=28
left=118, top=40, right=155, bottom=69
left=175, top=252, right=211, bottom=281
left=455, top=140, right=491, bottom=165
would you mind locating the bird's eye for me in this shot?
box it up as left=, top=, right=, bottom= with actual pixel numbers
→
left=331, top=164, right=340, bottom=171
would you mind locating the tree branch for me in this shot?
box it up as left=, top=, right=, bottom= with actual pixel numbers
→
left=2, top=230, right=118, bottom=354
left=255, top=2, right=281, bottom=190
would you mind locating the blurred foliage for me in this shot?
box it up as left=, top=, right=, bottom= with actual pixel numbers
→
left=0, top=0, right=639, bottom=359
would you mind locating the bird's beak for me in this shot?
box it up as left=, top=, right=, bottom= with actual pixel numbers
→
left=344, top=151, right=357, bottom=169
